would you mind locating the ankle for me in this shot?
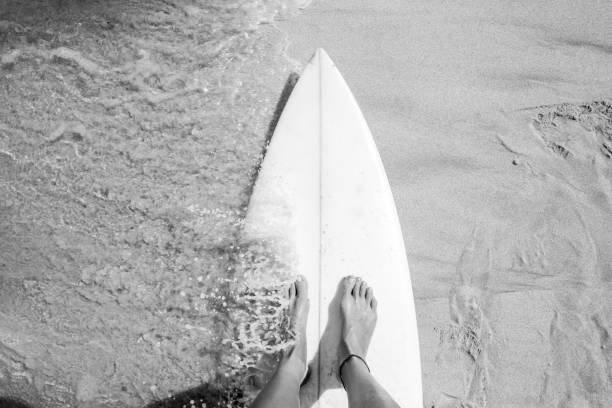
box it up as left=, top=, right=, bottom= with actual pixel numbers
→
left=276, top=353, right=306, bottom=382
left=339, top=355, right=370, bottom=389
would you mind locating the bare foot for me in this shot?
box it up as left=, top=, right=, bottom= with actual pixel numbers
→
left=338, top=276, right=377, bottom=369
left=298, top=276, right=378, bottom=405
left=277, top=275, right=309, bottom=382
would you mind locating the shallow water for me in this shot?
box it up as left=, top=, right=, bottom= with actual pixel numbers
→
left=0, top=1, right=305, bottom=406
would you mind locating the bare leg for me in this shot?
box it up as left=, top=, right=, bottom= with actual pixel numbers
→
left=338, top=277, right=401, bottom=408
left=251, top=276, right=309, bottom=408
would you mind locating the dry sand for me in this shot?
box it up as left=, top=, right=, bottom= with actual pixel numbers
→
left=281, top=0, right=612, bottom=406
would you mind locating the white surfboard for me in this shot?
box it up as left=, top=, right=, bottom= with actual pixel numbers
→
left=243, top=49, right=422, bottom=408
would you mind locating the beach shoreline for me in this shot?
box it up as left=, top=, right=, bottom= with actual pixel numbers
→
left=1, top=0, right=612, bottom=407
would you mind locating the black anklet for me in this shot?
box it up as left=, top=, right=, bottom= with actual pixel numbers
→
left=338, top=354, right=370, bottom=389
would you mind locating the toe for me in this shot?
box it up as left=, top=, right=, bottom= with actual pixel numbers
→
left=371, top=297, right=378, bottom=311
left=359, top=280, right=367, bottom=298
left=351, top=278, right=362, bottom=297
left=295, top=275, right=308, bottom=298
left=340, top=276, right=356, bottom=295
left=365, top=287, right=374, bottom=302
left=288, top=281, right=296, bottom=299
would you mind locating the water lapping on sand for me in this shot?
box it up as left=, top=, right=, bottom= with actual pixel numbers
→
left=0, top=1, right=306, bottom=407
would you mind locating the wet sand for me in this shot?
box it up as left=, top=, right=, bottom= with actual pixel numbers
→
left=281, top=0, right=612, bottom=406
left=1, top=1, right=302, bottom=407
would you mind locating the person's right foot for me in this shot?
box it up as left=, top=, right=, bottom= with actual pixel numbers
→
left=338, top=276, right=377, bottom=363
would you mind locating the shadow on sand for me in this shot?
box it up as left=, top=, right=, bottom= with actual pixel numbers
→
left=0, top=397, right=35, bottom=408
left=0, top=381, right=245, bottom=408
left=143, top=376, right=246, bottom=408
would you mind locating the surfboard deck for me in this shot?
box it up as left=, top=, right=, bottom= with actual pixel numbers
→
left=243, top=48, right=422, bottom=408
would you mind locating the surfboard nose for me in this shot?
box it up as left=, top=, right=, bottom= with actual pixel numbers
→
left=312, top=48, right=335, bottom=69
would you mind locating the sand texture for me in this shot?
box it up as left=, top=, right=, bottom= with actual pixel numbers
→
left=282, top=0, right=612, bottom=407
left=2, top=0, right=612, bottom=407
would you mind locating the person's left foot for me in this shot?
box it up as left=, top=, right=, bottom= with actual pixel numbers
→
left=277, top=275, right=309, bottom=382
